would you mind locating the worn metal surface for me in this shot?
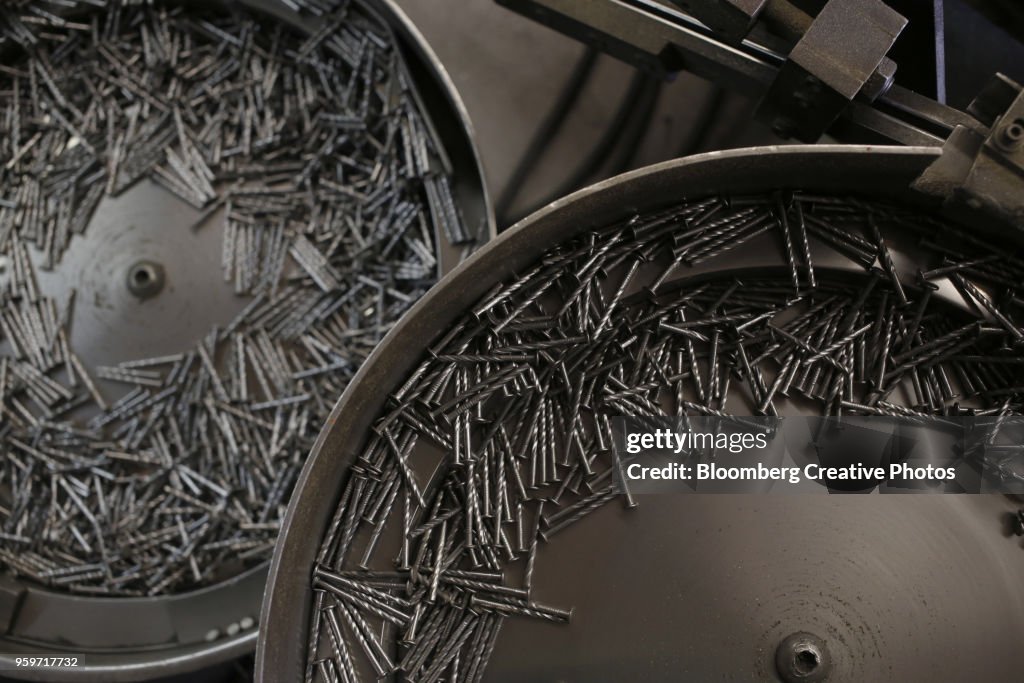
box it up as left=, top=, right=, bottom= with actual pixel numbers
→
left=668, top=0, right=769, bottom=45
left=486, top=494, right=1023, bottom=681
left=913, top=73, right=1024, bottom=231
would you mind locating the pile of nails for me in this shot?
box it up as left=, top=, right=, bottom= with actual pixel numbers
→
left=0, top=0, right=473, bottom=596
left=307, top=191, right=1023, bottom=682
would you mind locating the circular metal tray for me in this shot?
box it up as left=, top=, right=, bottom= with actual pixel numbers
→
left=257, top=146, right=1024, bottom=682
left=0, top=0, right=491, bottom=680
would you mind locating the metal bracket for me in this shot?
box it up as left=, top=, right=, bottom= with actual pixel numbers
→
left=913, top=74, right=1024, bottom=230
left=756, top=0, right=906, bottom=142
left=670, top=0, right=768, bottom=46
left=495, top=0, right=1024, bottom=229
left=495, top=0, right=957, bottom=146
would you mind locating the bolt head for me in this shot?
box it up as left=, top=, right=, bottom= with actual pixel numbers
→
left=775, top=631, right=831, bottom=683
left=126, top=260, right=166, bottom=300
left=995, top=118, right=1024, bottom=152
